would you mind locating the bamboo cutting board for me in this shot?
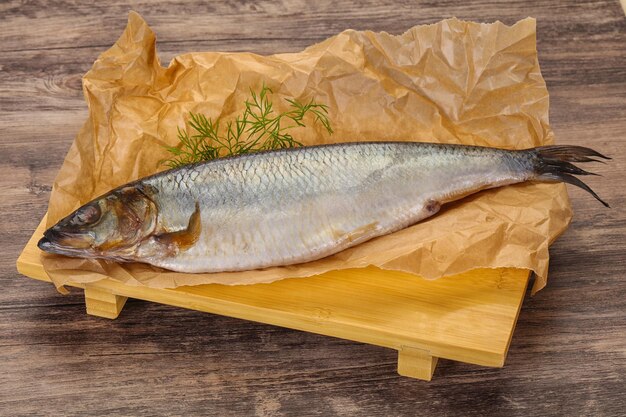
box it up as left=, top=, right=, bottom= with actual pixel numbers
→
left=17, top=215, right=529, bottom=381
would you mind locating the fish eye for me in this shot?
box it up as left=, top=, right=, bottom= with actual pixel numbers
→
left=72, top=204, right=101, bottom=226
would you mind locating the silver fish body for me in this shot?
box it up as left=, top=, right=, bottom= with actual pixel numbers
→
left=38, top=142, right=609, bottom=270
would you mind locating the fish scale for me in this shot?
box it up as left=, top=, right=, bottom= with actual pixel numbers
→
left=140, top=143, right=527, bottom=272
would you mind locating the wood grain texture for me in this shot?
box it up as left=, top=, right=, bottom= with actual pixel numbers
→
left=17, top=216, right=530, bottom=373
left=1, top=1, right=625, bottom=416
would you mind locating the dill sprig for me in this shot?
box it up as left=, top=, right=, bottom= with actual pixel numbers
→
left=160, top=85, right=333, bottom=169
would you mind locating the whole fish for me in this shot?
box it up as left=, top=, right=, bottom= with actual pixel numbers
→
left=38, top=142, right=609, bottom=271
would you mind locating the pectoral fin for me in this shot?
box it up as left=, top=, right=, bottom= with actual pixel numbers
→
left=155, top=202, right=202, bottom=253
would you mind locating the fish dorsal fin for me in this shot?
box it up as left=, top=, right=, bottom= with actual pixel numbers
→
left=155, top=202, right=202, bottom=253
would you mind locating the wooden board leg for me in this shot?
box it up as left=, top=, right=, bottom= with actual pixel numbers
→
left=84, top=286, right=128, bottom=319
left=397, top=346, right=439, bottom=381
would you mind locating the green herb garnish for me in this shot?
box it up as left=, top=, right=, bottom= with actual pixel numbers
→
left=160, top=85, right=333, bottom=169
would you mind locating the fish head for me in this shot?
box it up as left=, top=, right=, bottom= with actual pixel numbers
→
left=38, top=185, right=158, bottom=260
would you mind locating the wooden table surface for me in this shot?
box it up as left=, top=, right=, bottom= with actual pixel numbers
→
left=1, top=1, right=625, bottom=416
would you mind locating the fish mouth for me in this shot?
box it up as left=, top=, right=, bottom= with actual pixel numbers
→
left=37, top=230, right=94, bottom=258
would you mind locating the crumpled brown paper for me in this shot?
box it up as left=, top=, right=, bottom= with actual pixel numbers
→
left=42, top=12, right=572, bottom=294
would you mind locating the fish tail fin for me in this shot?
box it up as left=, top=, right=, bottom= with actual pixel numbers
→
left=532, top=145, right=611, bottom=208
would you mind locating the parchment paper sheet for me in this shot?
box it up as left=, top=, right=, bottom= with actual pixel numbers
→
left=42, top=12, right=572, bottom=294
